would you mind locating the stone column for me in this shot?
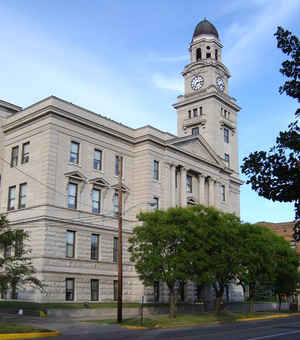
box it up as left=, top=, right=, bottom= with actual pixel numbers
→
left=180, top=167, right=187, bottom=207
left=208, top=177, right=215, bottom=207
left=198, top=174, right=205, bottom=205
left=170, top=164, right=176, bottom=207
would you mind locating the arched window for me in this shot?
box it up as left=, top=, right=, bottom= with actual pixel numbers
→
left=196, top=48, right=202, bottom=61
left=215, top=49, right=218, bottom=60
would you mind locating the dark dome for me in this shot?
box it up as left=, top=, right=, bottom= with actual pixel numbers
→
left=193, top=19, right=219, bottom=39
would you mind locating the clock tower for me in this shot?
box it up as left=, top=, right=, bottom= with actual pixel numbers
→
left=173, top=19, right=241, bottom=175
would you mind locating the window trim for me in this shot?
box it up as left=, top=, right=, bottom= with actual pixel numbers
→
left=18, top=183, right=27, bottom=209
left=68, top=182, right=78, bottom=209
left=91, top=279, right=99, bottom=301
left=21, top=142, right=30, bottom=164
left=92, top=188, right=101, bottom=214
left=93, top=149, right=102, bottom=171
left=66, top=230, right=76, bottom=258
left=113, top=191, right=119, bottom=216
left=8, top=185, right=16, bottom=211
left=224, top=128, right=229, bottom=143
left=10, top=146, right=19, bottom=167
left=91, top=234, right=100, bottom=260
left=65, top=278, right=75, bottom=301
left=153, top=160, right=159, bottom=180
left=70, top=141, right=80, bottom=164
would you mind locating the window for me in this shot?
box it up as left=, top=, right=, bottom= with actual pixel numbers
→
left=92, top=188, right=101, bottom=214
left=154, top=281, right=159, bottom=302
left=113, top=192, right=119, bottom=216
left=4, top=244, right=12, bottom=258
left=153, top=197, right=159, bottom=210
left=15, top=230, right=24, bottom=258
left=179, top=281, right=185, bottom=302
left=113, top=280, right=118, bottom=301
left=113, top=237, right=118, bottom=263
left=153, top=160, right=159, bottom=180
left=91, top=234, right=99, bottom=260
left=21, top=142, right=30, bottom=164
left=187, top=175, right=193, bottom=193
left=199, top=106, right=203, bottom=116
left=91, top=279, right=99, bottom=301
left=68, top=183, right=78, bottom=209
left=192, top=127, right=199, bottom=136
left=94, top=149, right=102, bottom=170
left=193, top=108, right=198, bottom=117
left=66, top=230, right=75, bottom=258
left=18, top=183, right=27, bottom=209
left=224, top=153, right=230, bottom=167
left=215, top=49, right=218, bottom=60
left=224, top=128, right=229, bottom=143
left=221, top=185, right=226, bottom=202
left=188, top=110, right=191, bottom=119
left=66, top=278, right=75, bottom=301
left=10, top=146, right=19, bottom=167
left=206, top=53, right=211, bottom=58
left=70, top=142, right=80, bottom=164
left=115, top=155, right=122, bottom=176
left=196, top=48, right=202, bottom=61
left=8, top=186, right=16, bottom=211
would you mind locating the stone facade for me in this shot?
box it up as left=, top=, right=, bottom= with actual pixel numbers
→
left=0, top=19, right=243, bottom=303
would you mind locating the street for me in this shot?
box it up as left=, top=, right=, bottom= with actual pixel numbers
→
left=30, top=315, right=300, bottom=340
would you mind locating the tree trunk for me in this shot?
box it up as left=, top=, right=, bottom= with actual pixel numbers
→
left=249, top=295, right=254, bottom=313
left=213, top=283, right=224, bottom=314
left=279, top=295, right=282, bottom=312
left=169, top=286, right=176, bottom=318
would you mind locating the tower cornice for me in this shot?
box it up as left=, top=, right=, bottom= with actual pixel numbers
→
left=183, top=60, right=230, bottom=78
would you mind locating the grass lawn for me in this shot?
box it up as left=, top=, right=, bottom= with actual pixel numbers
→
left=83, top=312, right=295, bottom=329
left=0, top=322, right=51, bottom=334
left=0, top=301, right=141, bottom=310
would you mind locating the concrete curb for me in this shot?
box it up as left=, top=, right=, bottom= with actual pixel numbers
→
left=237, top=313, right=300, bottom=322
left=0, top=331, right=60, bottom=339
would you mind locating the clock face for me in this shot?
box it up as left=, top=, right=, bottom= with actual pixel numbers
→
left=191, top=75, right=204, bottom=91
left=216, top=76, right=225, bottom=92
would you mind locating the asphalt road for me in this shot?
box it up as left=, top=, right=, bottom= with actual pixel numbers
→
left=36, top=316, right=300, bottom=340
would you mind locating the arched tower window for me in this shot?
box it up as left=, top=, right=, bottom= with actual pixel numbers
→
left=196, top=48, right=202, bottom=61
left=215, top=49, right=218, bottom=60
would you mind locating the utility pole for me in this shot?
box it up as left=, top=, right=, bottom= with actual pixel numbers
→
left=117, top=156, right=123, bottom=323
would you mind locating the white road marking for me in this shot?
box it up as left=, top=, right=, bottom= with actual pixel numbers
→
left=247, top=329, right=300, bottom=340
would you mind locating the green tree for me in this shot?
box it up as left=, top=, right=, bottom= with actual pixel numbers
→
left=241, top=27, right=300, bottom=219
left=129, top=207, right=195, bottom=318
left=189, top=205, right=244, bottom=313
left=0, top=216, right=42, bottom=299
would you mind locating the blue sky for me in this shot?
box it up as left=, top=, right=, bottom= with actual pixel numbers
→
left=1, top=0, right=299, bottom=223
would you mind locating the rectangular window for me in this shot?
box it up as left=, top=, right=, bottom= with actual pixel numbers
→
left=113, top=192, right=119, bottom=216
left=21, top=142, right=30, bottom=164
left=188, top=110, right=191, bottom=119
left=224, top=153, right=230, bottom=167
left=4, top=244, right=12, bottom=258
left=66, top=230, right=75, bottom=258
left=8, top=186, right=16, bottom=211
left=115, top=155, right=122, bottom=176
left=92, top=188, right=101, bottom=213
left=65, top=278, right=75, bottom=301
left=91, top=279, right=99, bottom=301
left=221, top=184, right=226, bottom=202
left=154, top=281, right=159, bottom=303
left=113, top=237, right=118, bottom=263
left=18, top=183, right=27, bottom=209
left=94, top=149, right=102, bottom=170
left=68, top=183, right=78, bottom=209
left=15, top=230, right=24, bottom=258
left=224, top=128, right=229, bottom=143
left=187, top=175, right=193, bottom=193
left=193, top=108, right=198, bottom=117
left=153, top=197, right=159, bottom=211
left=10, top=146, right=19, bottom=167
left=153, top=160, right=159, bottom=180
left=192, top=127, right=199, bottom=136
left=113, top=280, right=118, bottom=301
left=91, top=234, right=99, bottom=260
left=199, top=106, right=203, bottom=115
left=70, top=142, right=80, bottom=164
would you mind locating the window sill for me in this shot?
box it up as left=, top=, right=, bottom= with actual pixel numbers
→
left=68, top=162, right=82, bottom=167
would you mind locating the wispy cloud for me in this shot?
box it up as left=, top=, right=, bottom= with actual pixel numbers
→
left=152, top=73, right=183, bottom=92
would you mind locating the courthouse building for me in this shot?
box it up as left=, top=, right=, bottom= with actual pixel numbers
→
left=0, top=19, right=243, bottom=302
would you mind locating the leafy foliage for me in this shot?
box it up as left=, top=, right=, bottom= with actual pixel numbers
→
left=0, top=216, right=43, bottom=298
left=241, top=27, right=300, bottom=219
